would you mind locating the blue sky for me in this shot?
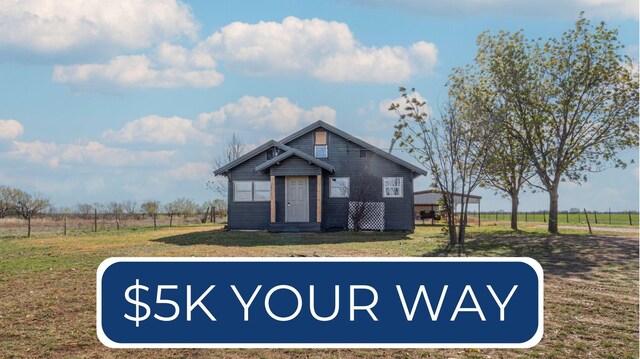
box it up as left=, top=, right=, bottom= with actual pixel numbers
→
left=0, top=0, right=638, bottom=211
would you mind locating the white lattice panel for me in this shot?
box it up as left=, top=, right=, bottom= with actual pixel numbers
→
left=348, top=201, right=385, bottom=231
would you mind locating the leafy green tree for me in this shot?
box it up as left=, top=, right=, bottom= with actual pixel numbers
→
left=464, top=14, right=638, bottom=233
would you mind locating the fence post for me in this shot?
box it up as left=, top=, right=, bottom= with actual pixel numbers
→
left=212, top=206, right=215, bottom=223
left=543, top=211, right=546, bottom=223
left=525, top=212, right=528, bottom=222
left=608, top=208, right=611, bottom=225
left=495, top=212, right=498, bottom=222
left=64, top=215, right=67, bottom=236
left=566, top=211, right=569, bottom=223
left=94, top=209, right=97, bottom=233
left=629, top=211, right=633, bottom=226
left=584, top=208, right=592, bottom=234
left=593, top=211, right=598, bottom=224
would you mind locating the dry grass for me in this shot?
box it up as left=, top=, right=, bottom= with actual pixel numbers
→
left=0, top=225, right=637, bottom=358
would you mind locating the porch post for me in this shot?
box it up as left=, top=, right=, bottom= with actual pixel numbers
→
left=270, top=175, right=276, bottom=223
left=316, top=174, right=322, bottom=223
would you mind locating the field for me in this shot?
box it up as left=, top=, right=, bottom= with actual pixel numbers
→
left=472, top=212, right=639, bottom=227
left=0, top=224, right=638, bottom=358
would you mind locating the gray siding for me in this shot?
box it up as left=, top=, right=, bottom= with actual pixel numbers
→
left=226, top=150, right=270, bottom=230
left=226, top=128, right=417, bottom=231
left=289, top=130, right=415, bottom=231
left=270, top=157, right=321, bottom=176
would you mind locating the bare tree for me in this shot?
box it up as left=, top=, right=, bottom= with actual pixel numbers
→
left=107, top=202, right=124, bottom=230
left=0, top=185, right=16, bottom=218
left=75, top=203, right=93, bottom=219
left=122, top=200, right=137, bottom=219
left=181, top=199, right=197, bottom=220
left=141, top=200, right=160, bottom=228
left=390, top=88, right=495, bottom=250
left=448, top=69, right=540, bottom=230
left=212, top=198, right=227, bottom=221
left=348, top=174, right=378, bottom=231
left=164, top=201, right=179, bottom=227
left=208, top=133, right=246, bottom=198
left=10, top=189, right=51, bottom=237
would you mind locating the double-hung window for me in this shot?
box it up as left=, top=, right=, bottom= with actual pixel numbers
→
left=234, top=181, right=271, bottom=202
left=382, top=177, right=403, bottom=198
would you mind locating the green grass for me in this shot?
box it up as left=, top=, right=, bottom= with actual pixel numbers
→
left=474, top=212, right=639, bottom=227
left=0, top=224, right=637, bottom=358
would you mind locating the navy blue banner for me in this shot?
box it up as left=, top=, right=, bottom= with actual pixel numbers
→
left=97, top=258, right=543, bottom=348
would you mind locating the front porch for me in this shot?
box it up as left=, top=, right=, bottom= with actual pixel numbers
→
left=268, top=174, right=324, bottom=232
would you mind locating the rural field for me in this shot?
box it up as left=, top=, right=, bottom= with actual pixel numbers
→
left=0, top=224, right=638, bottom=358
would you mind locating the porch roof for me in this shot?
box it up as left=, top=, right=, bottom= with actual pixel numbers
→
left=254, top=147, right=335, bottom=173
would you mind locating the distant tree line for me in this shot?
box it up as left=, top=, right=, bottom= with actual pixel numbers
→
left=0, top=185, right=227, bottom=237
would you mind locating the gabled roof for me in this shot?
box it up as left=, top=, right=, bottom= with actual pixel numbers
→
left=213, top=121, right=428, bottom=177
left=280, top=120, right=428, bottom=176
left=213, top=140, right=289, bottom=175
left=254, top=147, right=335, bottom=173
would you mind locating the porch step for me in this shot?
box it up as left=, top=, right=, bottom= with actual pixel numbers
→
left=269, top=222, right=321, bottom=233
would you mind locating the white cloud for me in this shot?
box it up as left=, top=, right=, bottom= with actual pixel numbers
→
left=200, top=16, right=438, bottom=83
left=0, top=0, right=198, bottom=59
left=166, top=162, right=210, bottom=181
left=50, top=16, right=437, bottom=89
left=102, top=115, right=215, bottom=145
left=53, top=44, right=223, bottom=90
left=0, top=119, right=24, bottom=140
left=378, top=91, right=432, bottom=119
left=358, top=136, right=392, bottom=150
left=197, top=96, right=336, bottom=133
left=349, top=0, right=638, bottom=20
left=9, top=140, right=175, bottom=168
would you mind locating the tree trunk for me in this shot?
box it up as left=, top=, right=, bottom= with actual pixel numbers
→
left=448, top=224, right=457, bottom=245
left=548, top=188, right=559, bottom=233
left=153, top=214, right=157, bottom=229
left=510, top=193, right=519, bottom=230
left=169, top=213, right=173, bottom=227
left=27, top=214, right=31, bottom=238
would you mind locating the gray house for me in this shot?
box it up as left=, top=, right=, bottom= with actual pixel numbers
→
left=214, top=121, right=427, bottom=232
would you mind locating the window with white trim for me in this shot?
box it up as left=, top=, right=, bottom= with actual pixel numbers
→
left=253, top=181, right=271, bottom=201
left=329, top=177, right=350, bottom=198
left=382, top=177, right=403, bottom=198
left=314, top=131, right=328, bottom=158
left=234, top=181, right=271, bottom=202
left=234, top=181, right=253, bottom=202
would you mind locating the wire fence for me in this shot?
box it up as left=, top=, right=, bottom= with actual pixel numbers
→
left=473, top=210, right=638, bottom=226
left=415, top=210, right=639, bottom=227
left=0, top=211, right=227, bottom=238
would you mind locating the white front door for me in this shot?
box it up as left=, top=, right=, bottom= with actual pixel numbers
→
left=286, top=176, right=309, bottom=222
